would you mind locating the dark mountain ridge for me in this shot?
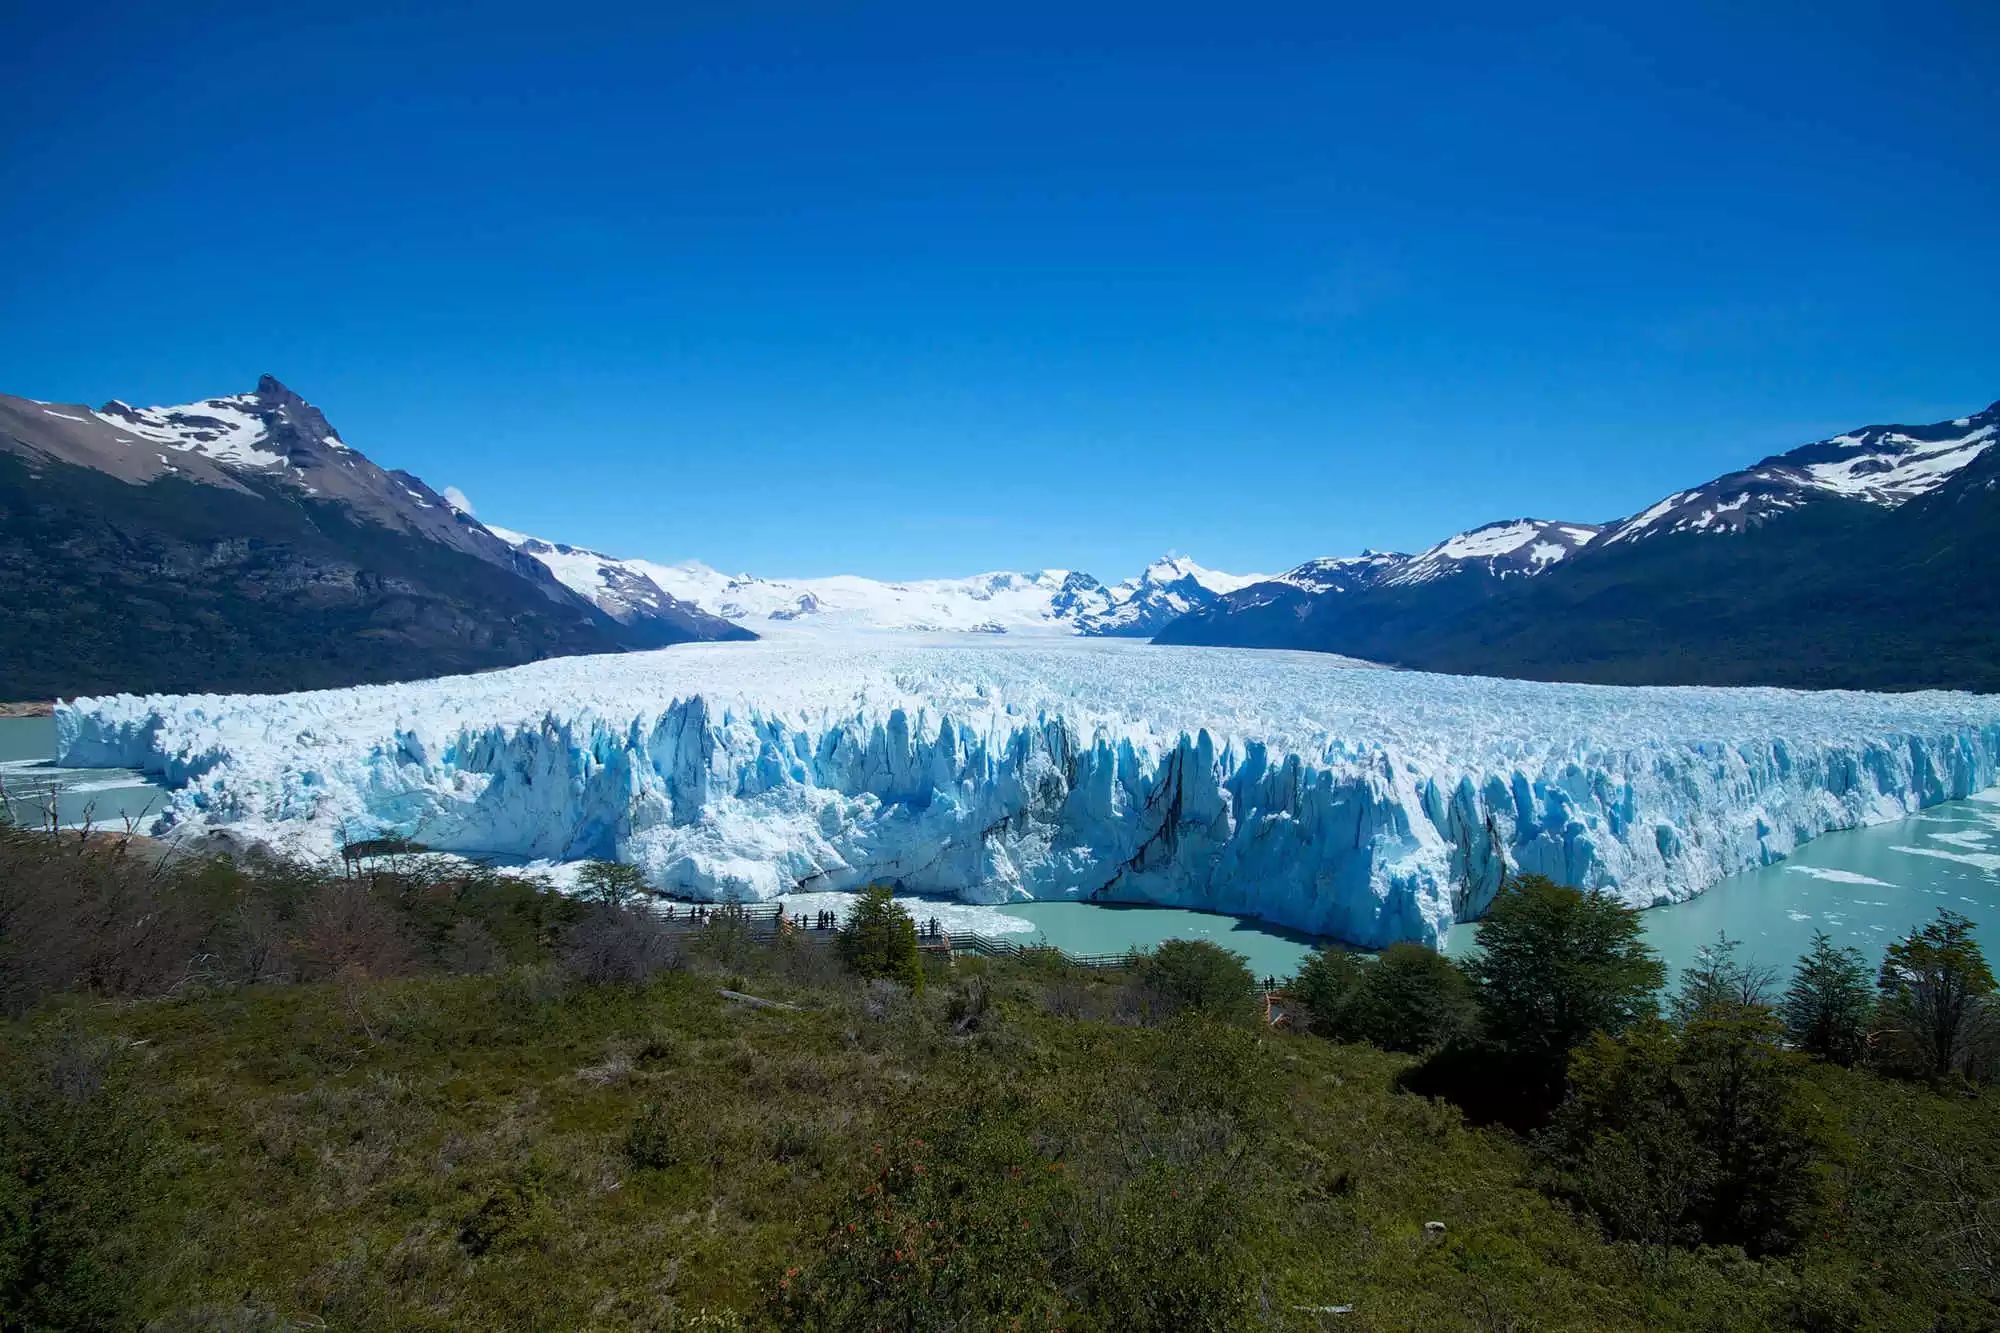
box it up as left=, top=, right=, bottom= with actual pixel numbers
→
left=0, top=377, right=747, bottom=699
left=1158, top=400, right=2000, bottom=692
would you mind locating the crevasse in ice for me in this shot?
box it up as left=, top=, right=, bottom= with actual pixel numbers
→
left=54, top=638, right=2000, bottom=947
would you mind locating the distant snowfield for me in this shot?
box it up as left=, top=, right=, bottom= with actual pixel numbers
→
left=486, top=523, right=1268, bottom=638
left=55, top=637, right=2000, bottom=947
left=644, top=555, right=1272, bottom=636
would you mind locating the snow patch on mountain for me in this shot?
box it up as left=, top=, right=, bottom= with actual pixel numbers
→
left=95, top=395, right=288, bottom=469
left=1383, top=519, right=1602, bottom=587
left=1800, top=425, right=1995, bottom=500
left=1607, top=403, right=1999, bottom=543
left=484, top=525, right=747, bottom=641
left=55, top=639, right=2000, bottom=948
left=1275, top=551, right=1406, bottom=594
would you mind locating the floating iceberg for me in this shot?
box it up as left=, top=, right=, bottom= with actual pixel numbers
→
left=55, top=638, right=2000, bottom=947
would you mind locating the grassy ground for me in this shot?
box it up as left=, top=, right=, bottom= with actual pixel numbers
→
left=9, top=939, right=1994, bottom=1331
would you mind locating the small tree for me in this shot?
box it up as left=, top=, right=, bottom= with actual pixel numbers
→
left=1337, top=943, right=1478, bottom=1053
left=836, top=885, right=923, bottom=993
left=1133, top=939, right=1256, bottom=1023
left=298, top=878, right=416, bottom=981
left=577, top=860, right=646, bottom=909
left=1670, top=933, right=1776, bottom=1025
left=1780, top=931, right=1871, bottom=1065
left=1876, top=910, right=1996, bottom=1082
left=1290, top=945, right=1367, bottom=1038
left=625, top=1101, right=680, bottom=1169
left=1467, top=874, right=1664, bottom=1104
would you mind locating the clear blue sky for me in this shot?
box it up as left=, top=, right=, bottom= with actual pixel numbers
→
left=6, top=2, right=1995, bottom=579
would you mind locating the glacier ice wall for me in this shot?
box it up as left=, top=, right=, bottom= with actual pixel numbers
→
left=54, top=638, right=2000, bottom=948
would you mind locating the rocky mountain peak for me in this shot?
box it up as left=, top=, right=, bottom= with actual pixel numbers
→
left=250, top=374, right=342, bottom=450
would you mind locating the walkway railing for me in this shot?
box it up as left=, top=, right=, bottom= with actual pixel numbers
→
left=944, top=932, right=1140, bottom=969
left=646, top=900, right=1238, bottom=974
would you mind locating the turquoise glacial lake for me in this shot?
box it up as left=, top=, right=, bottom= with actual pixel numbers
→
left=1612, top=785, right=2000, bottom=979
left=994, top=900, right=1326, bottom=982
left=951, top=787, right=2000, bottom=980
left=0, top=715, right=170, bottom=830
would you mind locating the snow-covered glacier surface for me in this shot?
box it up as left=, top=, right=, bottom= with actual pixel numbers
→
left=54, top=638, right=2000, bottom=947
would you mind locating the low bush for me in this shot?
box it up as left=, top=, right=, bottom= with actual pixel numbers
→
left=624, top=1101, right=680, bottom=1170
left=561, top=905, right=680, bottom=984
left=0, top=1022, right=160, bottom=1329
left=1302, top=941, right=1477, bottom=1053
left=1130, top=938, right=1255, bottom=1023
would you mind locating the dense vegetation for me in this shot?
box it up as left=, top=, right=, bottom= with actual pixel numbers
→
left=2, top=828, right=1997, bottom=1330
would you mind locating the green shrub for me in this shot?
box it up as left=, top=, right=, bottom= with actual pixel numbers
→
left=1539, top=1006, right=1823, bottom=1255
left=775, top=1047, right=1272, bottom=1332
left=457, top=1171, right=551, bottom=1257
left=1289, top=943, right=1367, bottom=1036
left=1131, top=938, right=1255, bottom=1023
left=1335, top=942, right=1477, bottom=1053
left=773, top=1082, right=1064, bottom=1328
left=0, top=1024, right=159, bottom=1328
left=625, top=1101, right=680, bottom=1170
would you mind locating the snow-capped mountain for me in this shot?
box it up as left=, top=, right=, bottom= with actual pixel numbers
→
left=1191, top=518, right=1595, bottom=617
left=13, top=375, right=531, bottom=571
left=492, top=528, right=1266, bottom=638
left=1382, top=518, right=1603, bottom=586
left=1604, top=402, right=1997, bottom=543
left=646, top=561, right=1106, bottom=634
left=1158, top=397, right=2000, bottom=692
left=482, top=528, right=752, bottom=646
left=0, top=376, right=745, bottom=697
left=1157, top=520, right=1598, bottom=649
left=1273, top=551, right=1407, bottom=594
left=13, top=370, right=1995, bottom=698
left=1075, top=555, right=1271, bottom=636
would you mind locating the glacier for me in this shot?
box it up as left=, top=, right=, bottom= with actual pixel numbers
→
left=53, top=637, right=2000, bottom=948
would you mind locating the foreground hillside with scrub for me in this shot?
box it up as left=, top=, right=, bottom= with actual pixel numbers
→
left=3, top=824, right=1998, bottom=1330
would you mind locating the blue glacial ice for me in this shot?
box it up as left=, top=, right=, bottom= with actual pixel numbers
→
left=54, top=638, right=2000, bottom=948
